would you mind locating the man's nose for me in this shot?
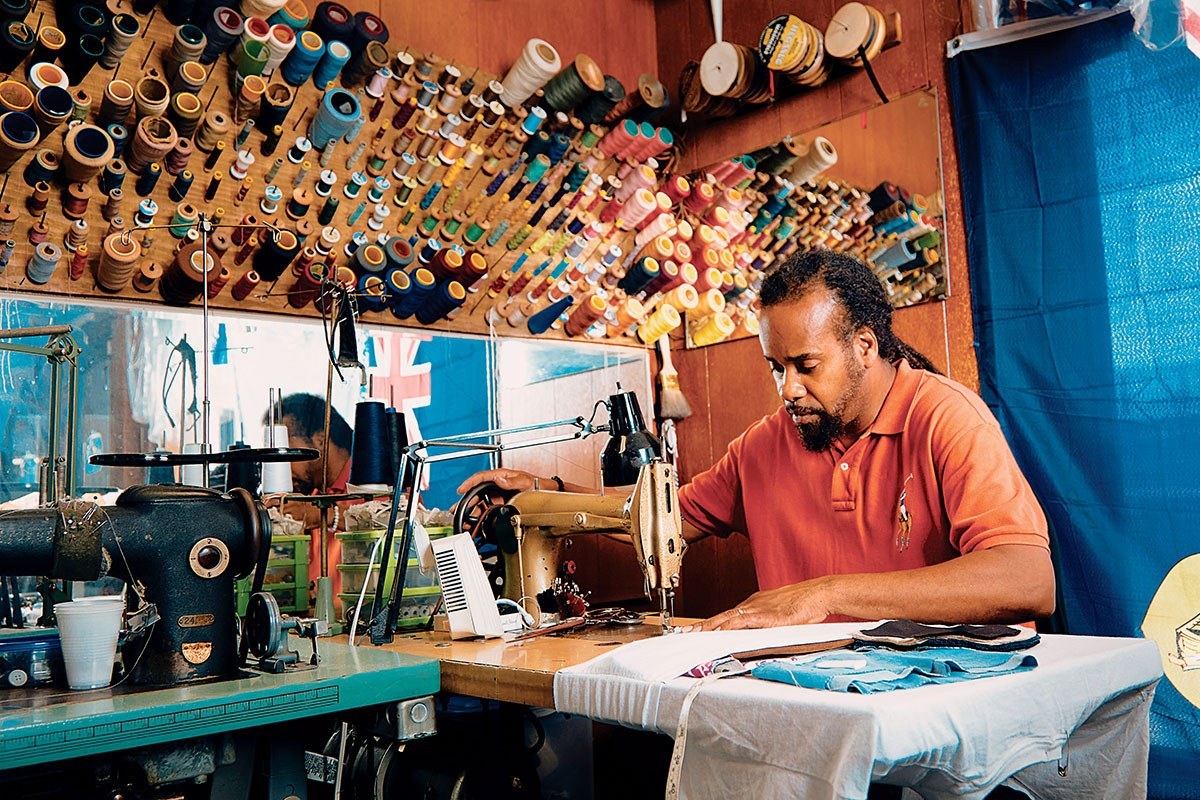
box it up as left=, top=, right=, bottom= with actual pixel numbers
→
left=781, top=368, right=807, bottom=402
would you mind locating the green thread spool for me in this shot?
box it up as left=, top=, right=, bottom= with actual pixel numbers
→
left=169, top=202, right=198, bottom=238
left=420, top=214, right=438, bottom=235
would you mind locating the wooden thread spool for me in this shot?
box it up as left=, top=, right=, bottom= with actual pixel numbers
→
left=103, top=188, right=124, bottom=221
left=207, top=230, right=233, bottom=256
left=105, top=215, right=127, bottom=236
left=132, top=261, right=161, bottom=292
left=28, top=220, right=49, bottom=245
left=194, top=110, right=231, bottom=152
left=97, top=230, right=141, bottom=291
left=0, top=203, right=18, bottom=236
left=133, top=73, right=171, bottom=120
left=62, top=124, right=114, bottom=183
left=63, top=182, right=93, bottom=220
left=65, top=218, right=89, bottom=252
left=126, top=116, right=179, bottom=174
left=99, top=79, right=134, bottom=127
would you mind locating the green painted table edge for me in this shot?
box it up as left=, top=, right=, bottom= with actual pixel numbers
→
left=0, top=642, right=439, bottom=771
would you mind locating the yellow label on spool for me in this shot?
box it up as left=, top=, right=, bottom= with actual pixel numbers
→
left=759, top=15, right=810, bottom=72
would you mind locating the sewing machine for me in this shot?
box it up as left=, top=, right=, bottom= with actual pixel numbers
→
left=459, top=460, right=686, bottom=632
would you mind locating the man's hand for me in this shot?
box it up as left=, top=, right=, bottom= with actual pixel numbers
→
left=688, top=578, right=836, bottom=631
left=456, top=468, right=538, bottom=495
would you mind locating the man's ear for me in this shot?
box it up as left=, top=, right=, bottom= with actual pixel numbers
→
left=856, top=326, right=881, bottom=366
left=310, top=431, right=326, bottom=452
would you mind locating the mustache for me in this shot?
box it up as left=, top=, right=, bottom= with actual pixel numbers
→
left=786, top=403, right=824, bottom=416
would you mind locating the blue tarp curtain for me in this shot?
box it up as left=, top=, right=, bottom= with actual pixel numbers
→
left=948, top=14, right=1200, bottom=798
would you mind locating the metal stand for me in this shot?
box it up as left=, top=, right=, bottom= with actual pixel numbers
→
left=369, top=415, right=609, bottom=644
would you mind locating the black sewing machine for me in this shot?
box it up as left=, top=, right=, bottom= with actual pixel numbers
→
left=0, top=485, right=269, bottom=686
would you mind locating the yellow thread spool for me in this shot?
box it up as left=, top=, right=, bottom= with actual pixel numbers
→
left=690, top=311, right=735, bottom=346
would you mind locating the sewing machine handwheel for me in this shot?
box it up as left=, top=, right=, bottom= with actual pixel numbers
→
left=454, top=481, right=514, bottom=598
left=245, top=592, right=284, bottom=659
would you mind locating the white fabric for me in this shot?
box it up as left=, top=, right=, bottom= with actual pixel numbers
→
left=553, top=624, right=1161, bottom=800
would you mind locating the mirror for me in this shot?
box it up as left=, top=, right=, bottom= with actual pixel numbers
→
left=0, top=294, right=649, bottom=511
left=685, top=88, right=947, bottom=348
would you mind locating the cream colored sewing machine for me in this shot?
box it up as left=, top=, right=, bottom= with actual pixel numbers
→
left=495, top=460, right=685, bottom=633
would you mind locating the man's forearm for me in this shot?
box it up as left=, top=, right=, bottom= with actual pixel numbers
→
left=823, top=544, right=1055, bottom=624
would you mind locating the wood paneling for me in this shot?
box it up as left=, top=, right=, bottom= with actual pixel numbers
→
left=371, top=1, right=659, bottom=92
left=656, top=0, right=977, bottom=615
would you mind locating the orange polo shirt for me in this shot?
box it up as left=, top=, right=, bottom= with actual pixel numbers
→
left=678, top=361, right=1049, bottom=593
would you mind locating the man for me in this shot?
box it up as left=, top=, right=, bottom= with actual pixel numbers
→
left=459, top=251, right=1055, bottom=630
left=267, top=393, right=354, bottom=591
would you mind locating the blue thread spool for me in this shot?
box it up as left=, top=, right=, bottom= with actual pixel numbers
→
left=135, top=198, right=158, bottom=226
left=135, top=162, right=162, bottom=197
left=168, top=169, right=194, bottom=202
left=312, top=39, right=350, bottom=90
left=345, top=230, right=367, bottom=256
left=527, top=295, right=575, bottom=335
left=548, top=133, right=570, bottom=165
left=201, top=6, right=244, bottom=64
left=619, top=257, right=659, bottom=294
left=415, top=280, right=465, bottom=325
left=523, top=130, right=551, bottom=160
left=527, top=181, right=548, bottom=204
left=24, top=241, right=61, bottom=284
left=280, top=29, right=324, bottom=85
left=357, top=273, right=388, bottom=311
left=23, top=149, right=58, bottom=187
left=99, top=159, right=125, bottom=193
left=343, top=170, right=366, bottom=198
left=318, top=195, right=339, bottom=224
left=107, top=123, right=128, bottom=157
left=523, top=154, right=550, bottom=185
left=385, top=268, right=411, bottom=315
left=418, top=182, right=441, bottom=210
left=486, top=220, right=510, bottom=247
left=392, top=268, right=435, bottom=319
left=348, top=400, right=392, bottom=489
left=521, top=106, right=547, bottom=136
left=385, top=408, right=408, bottom=487
left=417, top=238, right=440, bottom=268
left=309, top=87, right=360, bottom=150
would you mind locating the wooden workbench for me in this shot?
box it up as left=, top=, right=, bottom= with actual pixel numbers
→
left=339, top=617, right=682, bottom=707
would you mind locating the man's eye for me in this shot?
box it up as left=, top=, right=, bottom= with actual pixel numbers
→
left=769, top=362, right=784, bottom=373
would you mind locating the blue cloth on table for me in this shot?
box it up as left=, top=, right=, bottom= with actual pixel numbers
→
left=751, top=647, right=1038, bottom=693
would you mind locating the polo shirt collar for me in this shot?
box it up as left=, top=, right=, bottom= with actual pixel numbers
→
left=866, top=359, right=922, bottom=436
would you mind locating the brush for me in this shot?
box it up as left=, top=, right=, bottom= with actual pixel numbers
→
left=656, top=335, right=692, bottom=421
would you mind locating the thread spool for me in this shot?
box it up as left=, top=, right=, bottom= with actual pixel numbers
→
left=160, top=243, right=219, bottom=305
left=700, top=42, right=773, bottom=104
left=63, top=182, right=93, bottom=220
left=0, top=111, right=38, bottom=171
left=254, top=227, right=300, bottom=279
left=637, top=303, right=681, bottom=343
left=101, top=14, right=141, bottom=70
left=99, top=80, right=135, bottom=128
left=64, top=218, right=88, bottom=253
left=689, top=311, right=736, bottom=346
left=542, top=54, right=605, bottom=112
left=203, top=6, right=244, bottom=64
left=564, top=293, right=607, bottom=337
left=103, top=188, right=124, bottom=220
left=576, top=75, right=626, bottom=125
left=231, top=269, right=260, bottom=300
left=134, top=74, right=172, bottom=120
left=62, top=124, right=114, bottom=184
left=129, top=261, right=160, bottom=292
left=232, top=37, right=269, bottom=87
left=312, top=39, right=351, bottom=90
left=193, top=110, right=230, bottom=153
left=346, top=401, right=391, bottom=490
left=30, top=25, right=65, bottom=68
left=167, top=24, right=208, bottom=81
left=168, top=92, right=204, bottom=140
left=309, top=87, right=360, bottom=150
left=263, top=23, right=296, bottom=75
left=60, top=34, right=104, bottom=86
left=96, top=231, right=142, bottom=291
left=169, top=170, right=195, bottom=203
left=279, top=29, right=323, bottom=86
left=499, top=39, right=561, bottom=107
left=0, top=80, right=32, bottom=114
left=126, top=116, right=179, bottom=174
left=70, top=89, right=92, bottom=123
left=24, top=241, right=60, bottom=284
left=32, top=86, right=72, bottom=141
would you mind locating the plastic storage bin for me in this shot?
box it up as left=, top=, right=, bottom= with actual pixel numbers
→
left=0, top=629, right=65, bottom=688
left=236, top=533, right=309, bottom=614
left=336, top=525, right=453, bottom=565
left=339, top=586, right=442, bottom=632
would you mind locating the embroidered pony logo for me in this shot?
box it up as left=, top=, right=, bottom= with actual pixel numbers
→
left=896, top=473, right=914, bottom=552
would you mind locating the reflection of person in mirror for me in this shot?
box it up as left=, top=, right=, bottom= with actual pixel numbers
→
left=458, top=252, right=1056, bottom=630
left=266, top=393, right=354, bottom=592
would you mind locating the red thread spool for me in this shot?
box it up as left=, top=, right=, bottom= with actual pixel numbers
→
left=230, top=213, right=260, bottom=246
left=231, top=269, right=260, bottom=301
left=63, top=182, right=93, bottom=219
left=287, top=262, right=324, bottom=308
left=234, top=235, right=258, bottom=266
left=70, top=244, right=88, bottom=280
left=206, top=266, right=231, bottom=298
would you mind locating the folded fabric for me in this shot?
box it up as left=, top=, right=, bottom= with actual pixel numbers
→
left=852, top=620, right=1040, bottom=652
left=751, top=646, right=1038, bottom=693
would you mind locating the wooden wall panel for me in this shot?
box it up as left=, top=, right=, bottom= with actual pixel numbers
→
left=371, top=1, right=659, bottom=92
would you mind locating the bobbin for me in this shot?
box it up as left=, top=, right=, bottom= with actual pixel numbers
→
left=287, top=136, right=312, bottom=164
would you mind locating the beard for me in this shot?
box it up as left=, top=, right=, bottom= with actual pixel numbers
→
left=789, top=407, right=847, bottom=452
left=787, top=356, right=866, bottom=452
